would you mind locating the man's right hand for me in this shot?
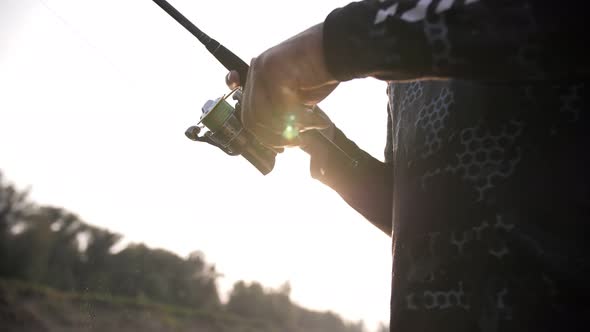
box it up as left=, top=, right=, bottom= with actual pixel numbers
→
left=225, top=69, right=336, bottom=153
left=227, top=23, right=339, bottom=148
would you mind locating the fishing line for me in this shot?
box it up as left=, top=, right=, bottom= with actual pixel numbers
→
left=33, top=0, right=127, bottom=78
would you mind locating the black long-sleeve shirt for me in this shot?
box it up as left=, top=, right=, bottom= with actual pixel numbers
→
left=323, top=0, right=588, bottom=81
left=307, top=1, right=589, bottom=331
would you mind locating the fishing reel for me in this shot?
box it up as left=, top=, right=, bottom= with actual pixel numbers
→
left=154, top=0, right=358, bottom=176
left=185, top=88, right=277, bottom=175
left=185, top=88, right=359, bottom=176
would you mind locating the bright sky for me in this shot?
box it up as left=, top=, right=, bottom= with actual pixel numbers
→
left=0, top=0, right=391, bottom=329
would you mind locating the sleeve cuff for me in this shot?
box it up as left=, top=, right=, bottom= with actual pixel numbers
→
left=322, top=1, right=432, bottom=82
left=323, top=2, right=375, bottom=82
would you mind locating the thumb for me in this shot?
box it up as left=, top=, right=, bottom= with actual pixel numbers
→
left=289, top=106, right=332, bottom=132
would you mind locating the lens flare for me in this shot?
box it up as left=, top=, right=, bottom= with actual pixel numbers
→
left=282, top=113, right=299, bottom=140
left=282, top=125, right=299, bottom=140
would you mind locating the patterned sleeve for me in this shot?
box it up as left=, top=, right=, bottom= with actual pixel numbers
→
left=323, top=0, right=589, bottom=81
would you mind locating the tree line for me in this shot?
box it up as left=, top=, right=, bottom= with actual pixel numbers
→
left=0, top=171, right=373, bottom=332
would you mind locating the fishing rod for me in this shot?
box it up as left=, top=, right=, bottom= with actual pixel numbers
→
left=153, top=0, right=358, bottom=175
left=153, top=0, right=249, bottom=86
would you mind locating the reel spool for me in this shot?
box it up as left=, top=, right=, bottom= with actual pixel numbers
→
left=185, top=89, right=277, bottom=175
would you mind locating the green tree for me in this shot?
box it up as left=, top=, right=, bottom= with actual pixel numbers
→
left=0, top=172, right=32, bottom=277
left=1, top=171, right=366, bottom=332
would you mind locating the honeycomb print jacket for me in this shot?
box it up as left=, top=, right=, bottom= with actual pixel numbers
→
left=306, top=1, right=589, bottom=331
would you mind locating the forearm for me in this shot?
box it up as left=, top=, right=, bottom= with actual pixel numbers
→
left=303, top=128, right=393, bottom=236
left=323, top=0, right=589, bottom=82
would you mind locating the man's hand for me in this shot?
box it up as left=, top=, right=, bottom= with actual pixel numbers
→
left=230, top=23, right=339, bottom=148
left=226, top=70, right=336, bottom=154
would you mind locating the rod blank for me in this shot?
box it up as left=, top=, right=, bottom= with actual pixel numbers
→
left=153, top=0, right=249, bottom=85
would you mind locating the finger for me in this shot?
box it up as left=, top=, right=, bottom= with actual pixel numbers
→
left=273, top=84, right=333, bottom=132
left=240, top=59, right=258, bottom=130
left=225, top=70, right=241, bottom=89
left=251, top=123, right=302, bottom=148
left=298, top=81, right=339, bottom=105
left=242, top=58, right=277, bottom=133
left=302, top=107, right=332, bottom=130
left=241, top=57, right=304, bottom=146
left=282, top=107, right=331, bottom=132
left=270, top=146, right=285, bottom=154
